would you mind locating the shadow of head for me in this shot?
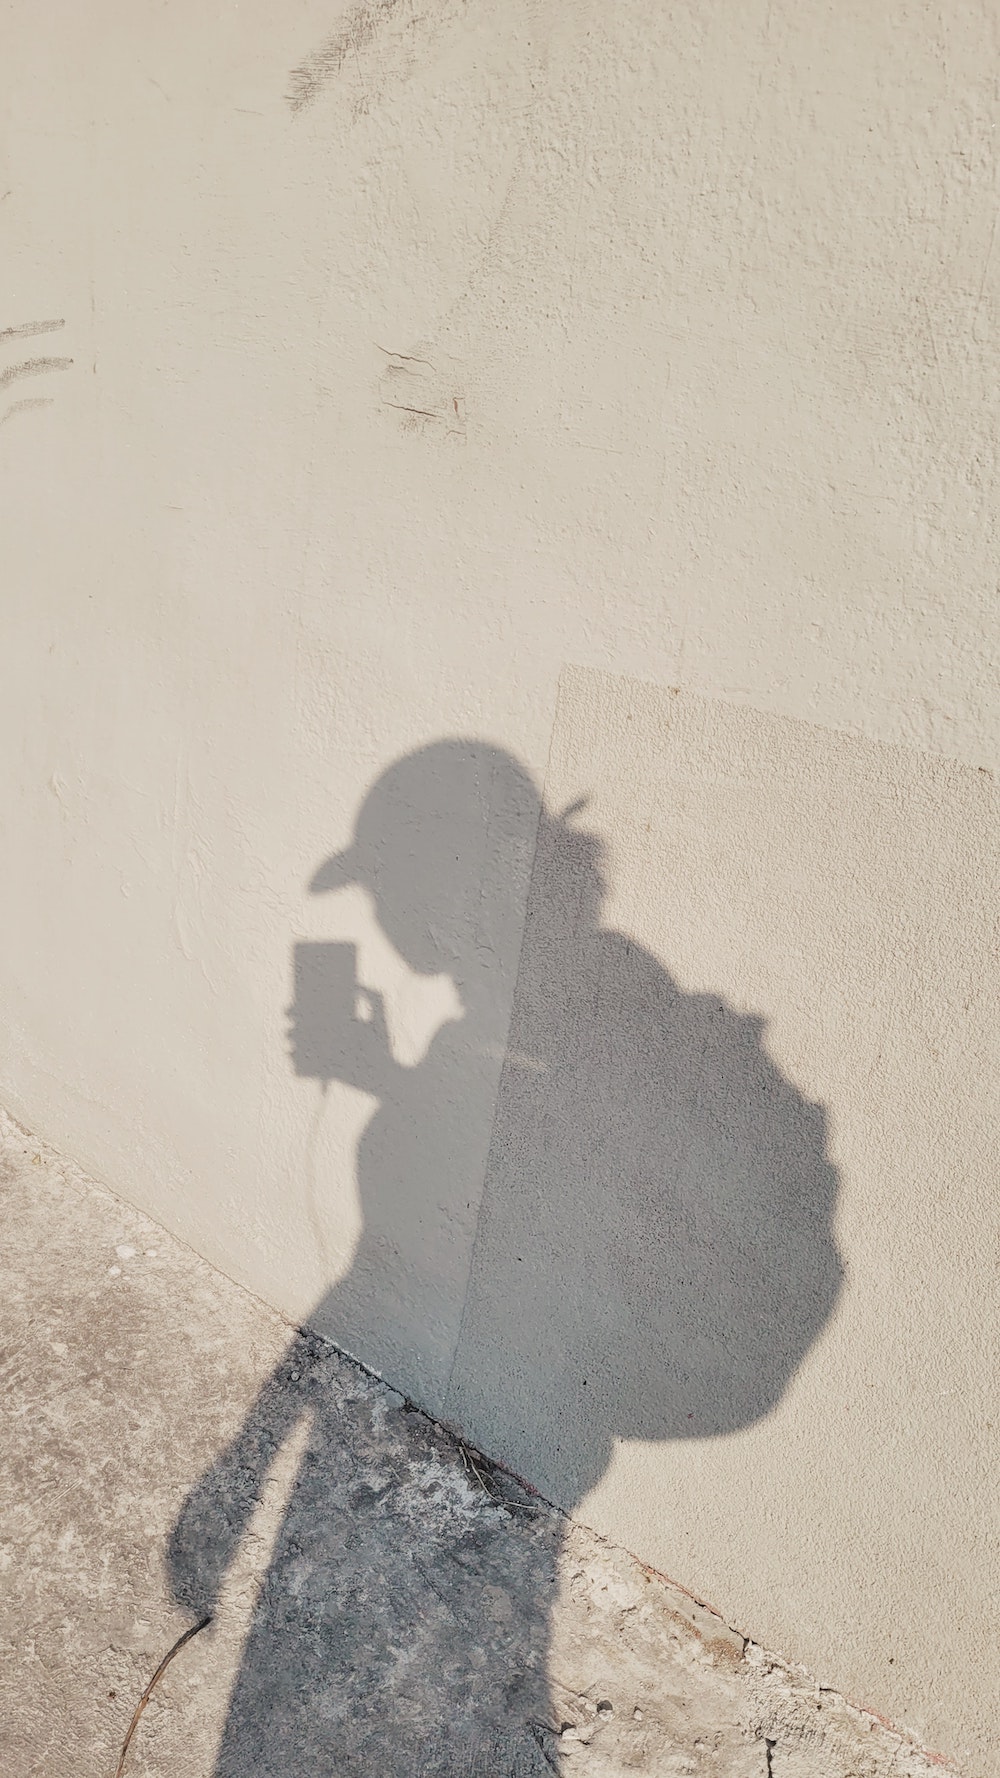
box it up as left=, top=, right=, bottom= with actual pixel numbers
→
left=307, top=739, right=605, bottom=976
left=289, top=741, right=551, bottom=1080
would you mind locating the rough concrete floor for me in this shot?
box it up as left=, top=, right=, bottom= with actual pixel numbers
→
left=0, top=1111, right=955, bottom=1778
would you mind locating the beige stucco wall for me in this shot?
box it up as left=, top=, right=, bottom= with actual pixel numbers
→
left=3, top=2, right=998, bottom=1767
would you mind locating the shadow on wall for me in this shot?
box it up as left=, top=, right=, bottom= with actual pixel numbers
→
left=168, top=741, right=843, bottom=1775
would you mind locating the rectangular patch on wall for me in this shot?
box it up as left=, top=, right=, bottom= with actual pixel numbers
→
left=445, top=667, right=999, bottom=1692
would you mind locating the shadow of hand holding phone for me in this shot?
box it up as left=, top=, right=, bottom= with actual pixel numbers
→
left=168, top=739, right=843, bottom=1775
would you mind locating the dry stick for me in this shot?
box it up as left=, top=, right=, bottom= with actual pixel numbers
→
left=113, top=1614, right=212, bottom=1778
left=458, top=1441, right=535, bottom=1512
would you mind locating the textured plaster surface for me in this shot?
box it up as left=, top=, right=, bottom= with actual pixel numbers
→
left=0, top=1114, right=957, bottom=1778
left=447, top=670, right=1000, bottom=1771
left=3, top=0, right=1000, bottom=1766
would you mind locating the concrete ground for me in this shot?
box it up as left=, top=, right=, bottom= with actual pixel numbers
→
left=0, top=1110, right=955, bottom=1778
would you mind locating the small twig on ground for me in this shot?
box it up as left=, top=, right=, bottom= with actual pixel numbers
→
left=527, top=1718, right=563, bottom=1773
left=113, top=1614, right=212, bottom=1778
left=457, top=1441, right=537, bottom=1512
left=459, top=1440, right=494, bottom=1494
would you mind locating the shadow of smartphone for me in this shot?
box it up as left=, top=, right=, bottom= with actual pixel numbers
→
left=289, top=941, right=360, bottom=1081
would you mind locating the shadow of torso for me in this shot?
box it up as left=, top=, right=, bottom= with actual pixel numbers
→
left=448, top=925, right=842, bottom=1506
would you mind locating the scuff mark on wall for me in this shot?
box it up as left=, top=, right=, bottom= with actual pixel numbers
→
left=0, top=355, right=73, bottom=390
left=1, top=322, right=72, bottom=425
left=0, top=318, right=65, bottom=344
left=0, top=397, right=54, bottom=427
left=377, top=343, right=466, bottom=438
left=288, top=0, right=407, bottom=111
left=287, top=0, right=466, bottom=116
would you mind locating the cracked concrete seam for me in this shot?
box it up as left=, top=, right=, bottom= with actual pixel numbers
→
left=0, top=1106, right=957, bottom=1778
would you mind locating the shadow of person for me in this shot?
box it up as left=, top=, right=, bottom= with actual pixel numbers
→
left=168, top=740, right=843, bottom=1775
